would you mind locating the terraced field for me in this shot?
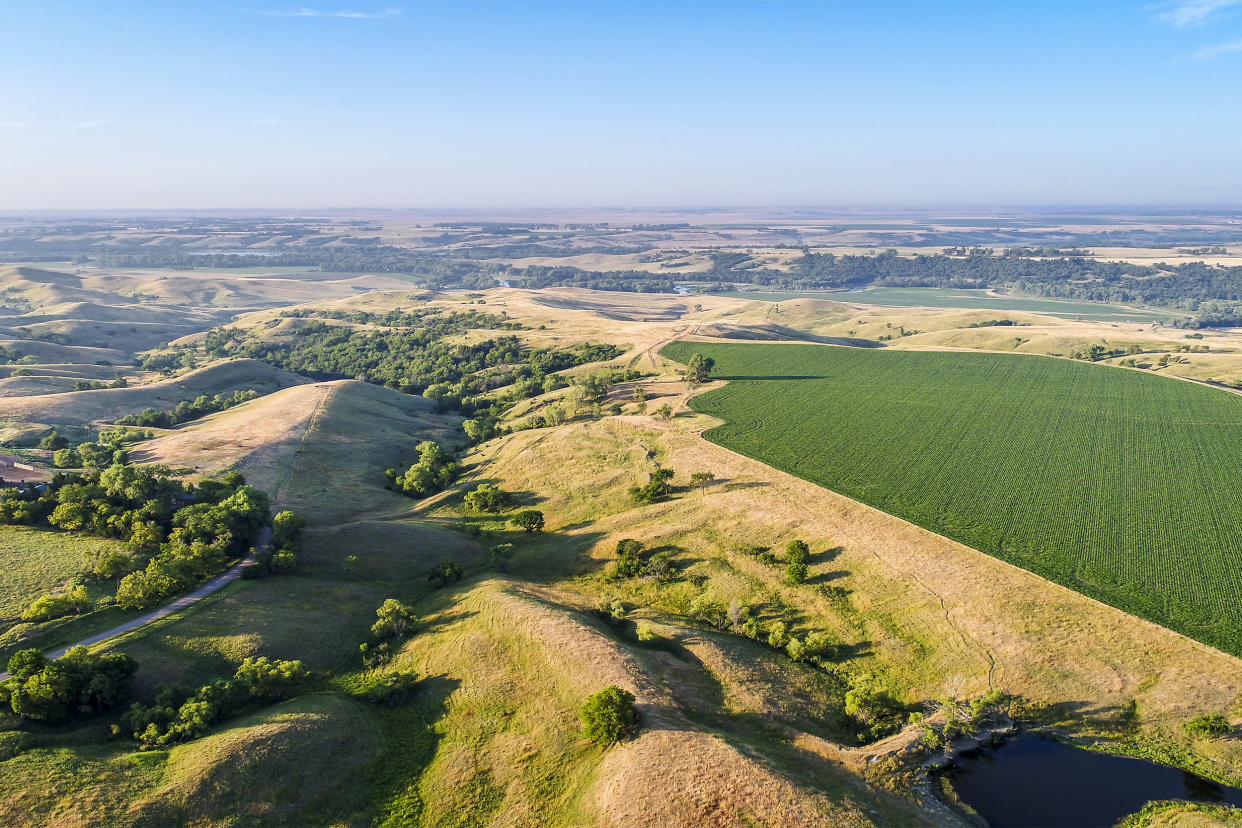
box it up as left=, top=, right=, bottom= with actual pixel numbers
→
left=663, top=341, right=1242, bottom=656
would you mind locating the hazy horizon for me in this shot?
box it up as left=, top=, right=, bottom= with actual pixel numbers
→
left=4, top=0, right=1242, bottom=210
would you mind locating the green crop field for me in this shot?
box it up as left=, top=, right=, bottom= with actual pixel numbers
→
left=663, top=341, right=1242, bottom=656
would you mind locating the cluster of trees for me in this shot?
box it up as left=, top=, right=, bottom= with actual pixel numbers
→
left=121, top=657, right=309, bottom=748
left=611, top=539, right=675, bottom=582
left=73, top=377, right=127, bottom=391
left=115, top=390, right=260, bottom=429
left=244, top=510, right=306, bottom=577
left=135, top=351, right=196, bottom=372
left=1, top=646, right=137, bottom=723
left=386, top=441, right=460, bottom=499
left=50, top=434, right=132, bottom=470
left=463, top=483, right=507, bottom=513
left=1, top=465, right=270, bottom=612
left=917, top=687, right=1011, bottom=753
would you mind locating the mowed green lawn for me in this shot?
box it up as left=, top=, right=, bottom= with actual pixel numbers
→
left=663, top=341, right=1242, bottom=656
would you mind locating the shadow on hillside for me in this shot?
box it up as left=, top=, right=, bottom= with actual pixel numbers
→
left=806, top=570, right=849, bottom=585
left=718, top=481, right=769, bottom=493
left=812, top=546, right=844, bottom=564
left=420, top=609, right=480, bottom=635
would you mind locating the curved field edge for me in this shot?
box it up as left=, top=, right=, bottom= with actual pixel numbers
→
left=661, top=341, right=1242, bottom=659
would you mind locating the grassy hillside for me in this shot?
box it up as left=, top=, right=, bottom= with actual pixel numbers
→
left=0, top=358, right=308, bottom=426
left=665, top=340, right=1242, bottom=657
left=0, top=526, right=121, bottom=617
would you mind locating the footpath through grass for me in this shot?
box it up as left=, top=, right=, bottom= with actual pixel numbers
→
left=664, top=341, right=1242, bottom=657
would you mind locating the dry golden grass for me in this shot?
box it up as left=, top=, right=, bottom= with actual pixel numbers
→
left=0, top=358, right=308, bottom=426
left=461, top=406, right=1242, bottom=775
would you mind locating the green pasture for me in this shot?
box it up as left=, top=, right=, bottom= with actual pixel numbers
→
left=718, top=287, right=1176, bottom=322
left=0, top=526, right=113, bottom=618
left=664, top=341, right=1242, bottom=656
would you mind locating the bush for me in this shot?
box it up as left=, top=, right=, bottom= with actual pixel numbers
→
left=428, top=560, right=463, bottom=588
left=1185, top=713, right=1232, bottom=739
left=636, top=621, right=659, bottom=642
left=364, top=671, right=419, bottom=706
left=580, top=685, right=637, bottom=744
left=38, top=430, right=68, bottom=450
left=21, top=585, right=91, bottom=622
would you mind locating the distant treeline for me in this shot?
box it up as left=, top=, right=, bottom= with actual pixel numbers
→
left=11, top=239, right=1242, bottom=324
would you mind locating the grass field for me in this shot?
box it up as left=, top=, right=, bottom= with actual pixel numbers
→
left=718, top=288, right=1177, bottom=322
left=664, top=341, right=1242, bottom=657
left=0, top=526, right=120, bottom=617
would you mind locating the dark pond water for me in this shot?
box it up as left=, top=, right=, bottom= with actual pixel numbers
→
left=950, top=734, right=1242, bottom=827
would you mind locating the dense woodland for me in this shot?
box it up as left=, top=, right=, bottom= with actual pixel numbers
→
left=201, top=312, right=624, bottom=409
left=0, top=467, right=270, bottom=610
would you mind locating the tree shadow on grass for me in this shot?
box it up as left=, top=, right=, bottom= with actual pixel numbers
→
left=805, top=570, right=850, bottom=585
left=718, top=480, right=770, bottom=493
left=812, top=546, right=844, bottom=564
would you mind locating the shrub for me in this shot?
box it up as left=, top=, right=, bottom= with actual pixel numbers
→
left=428, top=560, right=463, bottom=587
left=580, top=685, right=637, bottom=744
left=21, top=585, right=91, bottom=622
left=38, top=430, right=68, bottom=450
left=1185, top=713, right=1232, bottom=739
left=636, top=621, right=658, bottom=642
left=364, top=671, right=419, bottom=706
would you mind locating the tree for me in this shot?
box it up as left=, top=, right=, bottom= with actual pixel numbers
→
left=785, top=539, right=810, bottom=583
left=629, top=468, right=675, bottom=505
left=372, top=598, right=415, bottom=639
left=690, top=593, right=729, bottom=630
left=38, top=431, right=68, bottom=450
left=685, top=353, right=716, bottom=387
left=615, top=537, right=644, bottom=578
left=580, top=685, right=637, bottom=744
left=644, top=551, right=674, bottom=582
left=271, top=510, right=307, bottom=551
left=653, top=403, right=674, bottom=421
left=53, top=448, right=81, bottom=468
left=510, top=510, right=545, bottom=533
left=690, top=471, right=715, bottom=493
left=488, top=543, right=515, bottom=571
left=463, top=483, right=507, bottom=513
left=428, top=560, right=463, bottom=587
left=574, top=372, right=613, bottom=404
left=343, top=555, right=359, bottom=573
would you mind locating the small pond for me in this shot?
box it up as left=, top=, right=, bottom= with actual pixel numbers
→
left=949, top=734, right=1242, bottom=827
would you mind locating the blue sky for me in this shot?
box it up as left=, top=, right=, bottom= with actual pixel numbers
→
left=1, top=1, right=1240, bottom=210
